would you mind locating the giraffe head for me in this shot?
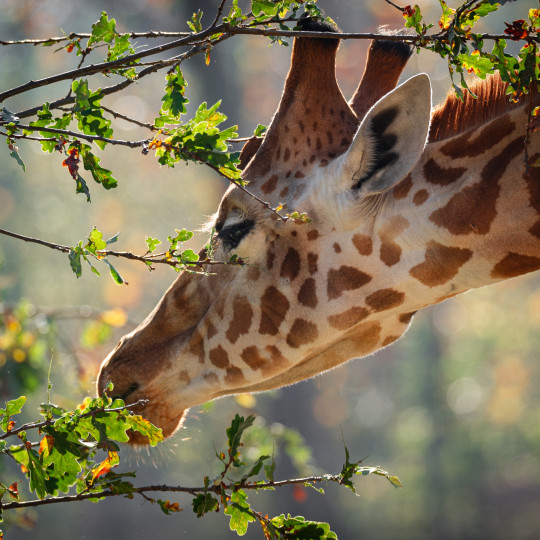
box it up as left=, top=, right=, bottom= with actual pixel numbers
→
left=96, top=20, right=435, bottom=444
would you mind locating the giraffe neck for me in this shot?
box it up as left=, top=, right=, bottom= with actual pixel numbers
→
left=385, top=103, right=540, bottom=311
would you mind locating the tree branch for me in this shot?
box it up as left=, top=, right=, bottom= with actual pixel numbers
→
left=0, top=473, right=344, bottom=511
left=0, top=227, right=245, bottom=271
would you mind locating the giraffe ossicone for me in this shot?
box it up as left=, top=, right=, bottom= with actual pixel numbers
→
left=97, top=18, right=540, bottom=444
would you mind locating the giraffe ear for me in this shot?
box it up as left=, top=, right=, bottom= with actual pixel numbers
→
left=340, top=74, right=432, bottom=195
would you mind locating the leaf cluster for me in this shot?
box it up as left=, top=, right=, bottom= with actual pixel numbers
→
left=403, top=1, right=540, bottom=100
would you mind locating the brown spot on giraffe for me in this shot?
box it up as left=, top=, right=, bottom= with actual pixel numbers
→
left=399, top=311, right=417, bottom=325
left=352, top=234, right=373, bottom=256
left=225, top=296, right=253, bottom=344
left=333, top=242, right=342, bottom=253
left=283, top=148, right=291, bottom=162
left=327, top=266, right=372, bottom=300
left=207, top=322, right=217, bottom=339
left=366, top=288, right=405, bottom=312
left=267, top=250, right=275, bottom=270
left=298, top=278, right=318, bottom=308
left=379, top=216, right=409, bottom=267
left=286, top=318, right=319, bottom=348
left=279, top=186, right=289, bottom=198
left=525, top=153, right=540, bottom=239
left=326, top=130, right=334, bottom=144
left=225, top=366, right=246, bottom=385
left=491, top=253, right=540, bottom=279
left=409, top=241, right=473, bottom=287
left=328, top=306, right=369, bottom=330
left=280, top=247, right=301, bottom=281
left=204, top=373, right=219, bottom=385
left=179, top=370, right=191, bottom=383
left=423, top=158, right=466, bottom=185
left=349, top=321, right=382, bottom=354
left=430, top=136, right=524, bottom=235
left=413, top=189, right=429, bottom=206
left=188, top=330, right=205, bottom=363
left=307, top=230, right=319, bottom=241
left=392, top=173, right=413, bottom=200
left=209, top=345, right=229, bottom=369
left=247, top=266, right=260, bottom=281
left=241, top=346, right=265, bottom=370
left=294, top=170, right=306, bottom=179
left=259, top=286, right=290, bottom=335
left=382, top=335, right=401, bottom=347
left=307, top=252, right=319, bottom=275
left=261, top=174, right=279, bottom=194
left=440, top=114, right=516, bottom=158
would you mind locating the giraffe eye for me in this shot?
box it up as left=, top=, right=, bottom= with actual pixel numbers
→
left=218, top=219, right=254, bottom=251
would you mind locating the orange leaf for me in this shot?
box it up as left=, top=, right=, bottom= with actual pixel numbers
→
left=6, top=420, right=15, bottom=433
left=91, top=452, right=119, bottom=483
left=8, top=481, right=19, bottom=500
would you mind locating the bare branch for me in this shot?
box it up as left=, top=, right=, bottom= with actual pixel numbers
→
left=0, top=31, right=191, bottom=47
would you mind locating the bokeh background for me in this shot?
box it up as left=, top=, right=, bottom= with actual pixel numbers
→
left=1, top=0, right=540, bottom=538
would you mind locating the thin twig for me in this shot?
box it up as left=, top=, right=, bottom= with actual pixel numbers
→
left=0, top=31, right=192, bottom=46
left=0, top=227, right=245, bottom=271
left=212, top=0, right=229, bottom=27
left=384, top=0, right=405, bottom=12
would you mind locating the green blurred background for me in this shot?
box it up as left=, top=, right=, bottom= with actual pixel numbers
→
left=1, top=0, right=540, bottom=538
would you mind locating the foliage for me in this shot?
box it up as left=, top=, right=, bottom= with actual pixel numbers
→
left=0, top=401, right=401, bottom=538
left=403, top=1, right=540, bottom=100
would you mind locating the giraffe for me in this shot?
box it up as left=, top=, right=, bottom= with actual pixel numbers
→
left=98, top=18, right=540, bottom=444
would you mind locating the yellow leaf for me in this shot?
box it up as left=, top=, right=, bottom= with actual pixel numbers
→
left=38, top=435, right=54, bottom=457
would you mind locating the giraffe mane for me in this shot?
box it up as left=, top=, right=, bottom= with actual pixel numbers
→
left=428, top=75, right=534, bottom=142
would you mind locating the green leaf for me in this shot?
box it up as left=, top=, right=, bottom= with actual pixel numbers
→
left=270, top=514, right=338, bottom=539
left=253, top=124, right=267, bottom=137
left=8, top=144, right=26, bottom=171
left=68, top=247, right=83, bottom=278
left=179, top=249, right=199, bottom=263
left=86, top=227, right=108, bottom=252
left=252, top=1, right=279, bottom=18
left=242, top=455, right=270, bottom=481
left=227, top=414, right=255, bottom=466
left=81, top=147, right=118, bottom=189
left=5, top=396, right=26, bottom=417
left=145, top=237, right=161, bottom=253
left=188, top=10, right=203, bottom=32
left=168, top=228, right=194, bottom=251
left=88, top=12, right=117, bottom=46
left=105, top=260, right=126, bottom=285
left=192, top=493, right=219, bottom=517
left=224, top=489, right=256, bottom=535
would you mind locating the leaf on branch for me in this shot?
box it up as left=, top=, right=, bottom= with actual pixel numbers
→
left=81, top=146, right=118, bottom=189
left=8, top=141, right=26, bottom=172
left=188, top=10, right=203, bottom=33
left=105, top=260, right=127, bottom=285
left=224, top=489, right=256, bottom=535
left=145, top=237, right=162, bottom=253
left=158, top=499, right=182, bottom=514
left=88, top=12, right=118, bottom=46
left=269, top=514, right=338, bottom=540
left=504, top=19, right=529, bottom=41
left=90, top=451, right=120, bottom=483
left=227, top=414, right=256, bottom=466
left=192, top=492, right=219, bottom=517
